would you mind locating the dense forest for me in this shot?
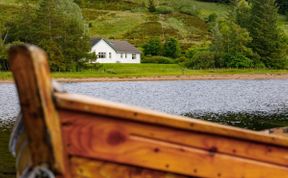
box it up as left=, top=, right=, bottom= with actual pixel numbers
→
left=199, top=0, right=288, bottom=14
left=0, top=0, right=287, bottom=71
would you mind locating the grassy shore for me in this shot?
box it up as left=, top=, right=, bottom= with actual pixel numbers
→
left=1, top=64, right=288, bottom=81
left=0, top=127, right=15, bottom=178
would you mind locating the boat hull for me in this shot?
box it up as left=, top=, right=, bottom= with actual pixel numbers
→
left=8, top=45, right=288, bottom=178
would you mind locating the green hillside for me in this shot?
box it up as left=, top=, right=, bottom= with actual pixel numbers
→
left=81, top=0, right=230, bottom=48
left=0, top=0, right=287, bottom=49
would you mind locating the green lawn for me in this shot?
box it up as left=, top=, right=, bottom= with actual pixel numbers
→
left=1, top=64, right=288, bottom=81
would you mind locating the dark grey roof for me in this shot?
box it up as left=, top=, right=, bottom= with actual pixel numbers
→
left=108, top=40, right=141, bottom=54
left=90, top=38, right=102, bottom=46
left=91, top=38, right=141, bottom=54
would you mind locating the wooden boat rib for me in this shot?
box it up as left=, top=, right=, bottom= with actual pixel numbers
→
left=8, top=44, right=288, bottom=178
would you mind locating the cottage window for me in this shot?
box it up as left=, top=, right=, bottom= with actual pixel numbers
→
left=98, top=52, right=106, bottom=59
left=132, top=54, right=136, bottom=60
left=109, top=52, right=112, bottom=58
left=125, top=53, right=127, bottom=58
left=121, top=53, right=123, bottom=58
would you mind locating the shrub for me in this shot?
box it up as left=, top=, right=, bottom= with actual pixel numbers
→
left=143, top=38, right=162, bottom=56
left=207, top=13, right=218, bottom=23
left=185, top=51, right=215, bottom=69
left=156, top=6, right=174, bottom=14
left=163, top=38, right=181, bottom=58
left=265, top=57, right=288, bottom=69
left=176, top=56, right=188, bottom=63
left=185, top=47, right=208, bottom=59
left=223, top=53, right=254, bottom=68
left=179, top=6, right=200, bottom=16
left=142, top=56, right=176, bottom=64
left=148, top=0, right=156, bottom=12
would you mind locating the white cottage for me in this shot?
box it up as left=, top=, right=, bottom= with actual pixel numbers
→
left=91, top=38, right=141, bottom=63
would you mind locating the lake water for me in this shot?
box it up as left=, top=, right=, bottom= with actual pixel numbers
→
left=1, top=80, right=288, bottom=129
left=1, top=79, right=288, bottom=177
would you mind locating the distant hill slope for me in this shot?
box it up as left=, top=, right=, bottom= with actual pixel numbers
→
left=82, top=0, right=230, bottom=49
left=0, top=0, right=287, bottom=49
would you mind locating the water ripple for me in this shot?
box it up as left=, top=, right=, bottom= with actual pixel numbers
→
left=0, top=80, right=288, bottom=129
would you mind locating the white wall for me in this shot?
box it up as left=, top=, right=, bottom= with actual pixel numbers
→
left=91, top=39, right=141, bottom=63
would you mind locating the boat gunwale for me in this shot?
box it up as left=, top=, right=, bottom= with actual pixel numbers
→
left=54, top=92, right=288, bottom=148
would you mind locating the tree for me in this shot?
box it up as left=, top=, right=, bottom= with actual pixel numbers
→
left=143, top=38, right=162, bottom=56
left=5, top=1, right=36, bottom=43
left=0, top=23, right=8, bottom=71
left=231, top=0, right=251, bottom=29
left=0, top=24, right=23, bottom=71
left=249, top=0, right=288, bottom=68
left=210, top=20, right=254, bottom=67
left=8, top=0, right=92, bottom=71
left=185, top=50, right=216, bottom=69
left=276, top=0, right=288, bottom=14
left=210, top=1, right=256, bottom=68
left=148, top=0, right=156, bottom=12
left=163, top=38, right=181, bottom=58
left=0, top=39, right=6, bottom=71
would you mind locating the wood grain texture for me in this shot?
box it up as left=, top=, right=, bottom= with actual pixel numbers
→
left=60, top=110, right=288, bottom=178
left=15, top=133, right=31, bottom=177
left=70, top=157, right=191, bottom=178
left=9, top=45, right=70, bottom=177
left=55, top=93, right=288, bottom=148
left=263, top=127, right=288, bottom=137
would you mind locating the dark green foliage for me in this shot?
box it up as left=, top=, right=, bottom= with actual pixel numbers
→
left=163, top=38, right=181, bottom=58
left=156, top=6, right=174, bottom=14
left=207, top=13, right=218, bottom=23
left=223, top=53, right=254, bottom=68
left=176, top=56, right=188, bottom=63
left=276, top=0, right=288, bottom=14
left=185, top=0, right=257, bottom=69
left=210, top=19, right=254, bottom=67
left=184, top=111, right=288, bottom=131
left=232, top=0, right=251, bottom=29
left=185, top=50, right=215, bottom=69
left=0, top=24, right=6, bottom=70
left=0, top=42, right=7, bottom=71
left=0, top=41, right=23, bottom=71
left=185, top=47, right=207, bottom=59
left=5, top=2, right=36, bottom=43
left=148, top=0, right=156, bottom=12
left=0, top=23, right=24, bottom=71
left=142, top=56, right=175, bottom=64
left=7, top=0, right=93, bottom=72
left=249, top=0, right=288, bottom=68
left=143, top=38, right=162, bottom=56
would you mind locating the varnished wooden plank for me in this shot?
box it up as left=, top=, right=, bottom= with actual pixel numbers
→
left=60, top=110, right=288, bottom=178
left=55, top=93, right=288, bottom=148
left=60, top=111, right=288, bottom=167
left=263, top=127, right=288, bottom=137
left=70, top=157, right=190, bottom=178
left=9, top=45, right=70, bottom=177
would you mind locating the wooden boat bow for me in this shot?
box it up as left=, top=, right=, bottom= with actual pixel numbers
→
left=8, top=44, right=288, bottom=178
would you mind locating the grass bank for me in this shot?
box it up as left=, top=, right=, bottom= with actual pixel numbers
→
left=0, top=126, right=15, bottom=178
left=1, top=64, right=288, bottom=81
